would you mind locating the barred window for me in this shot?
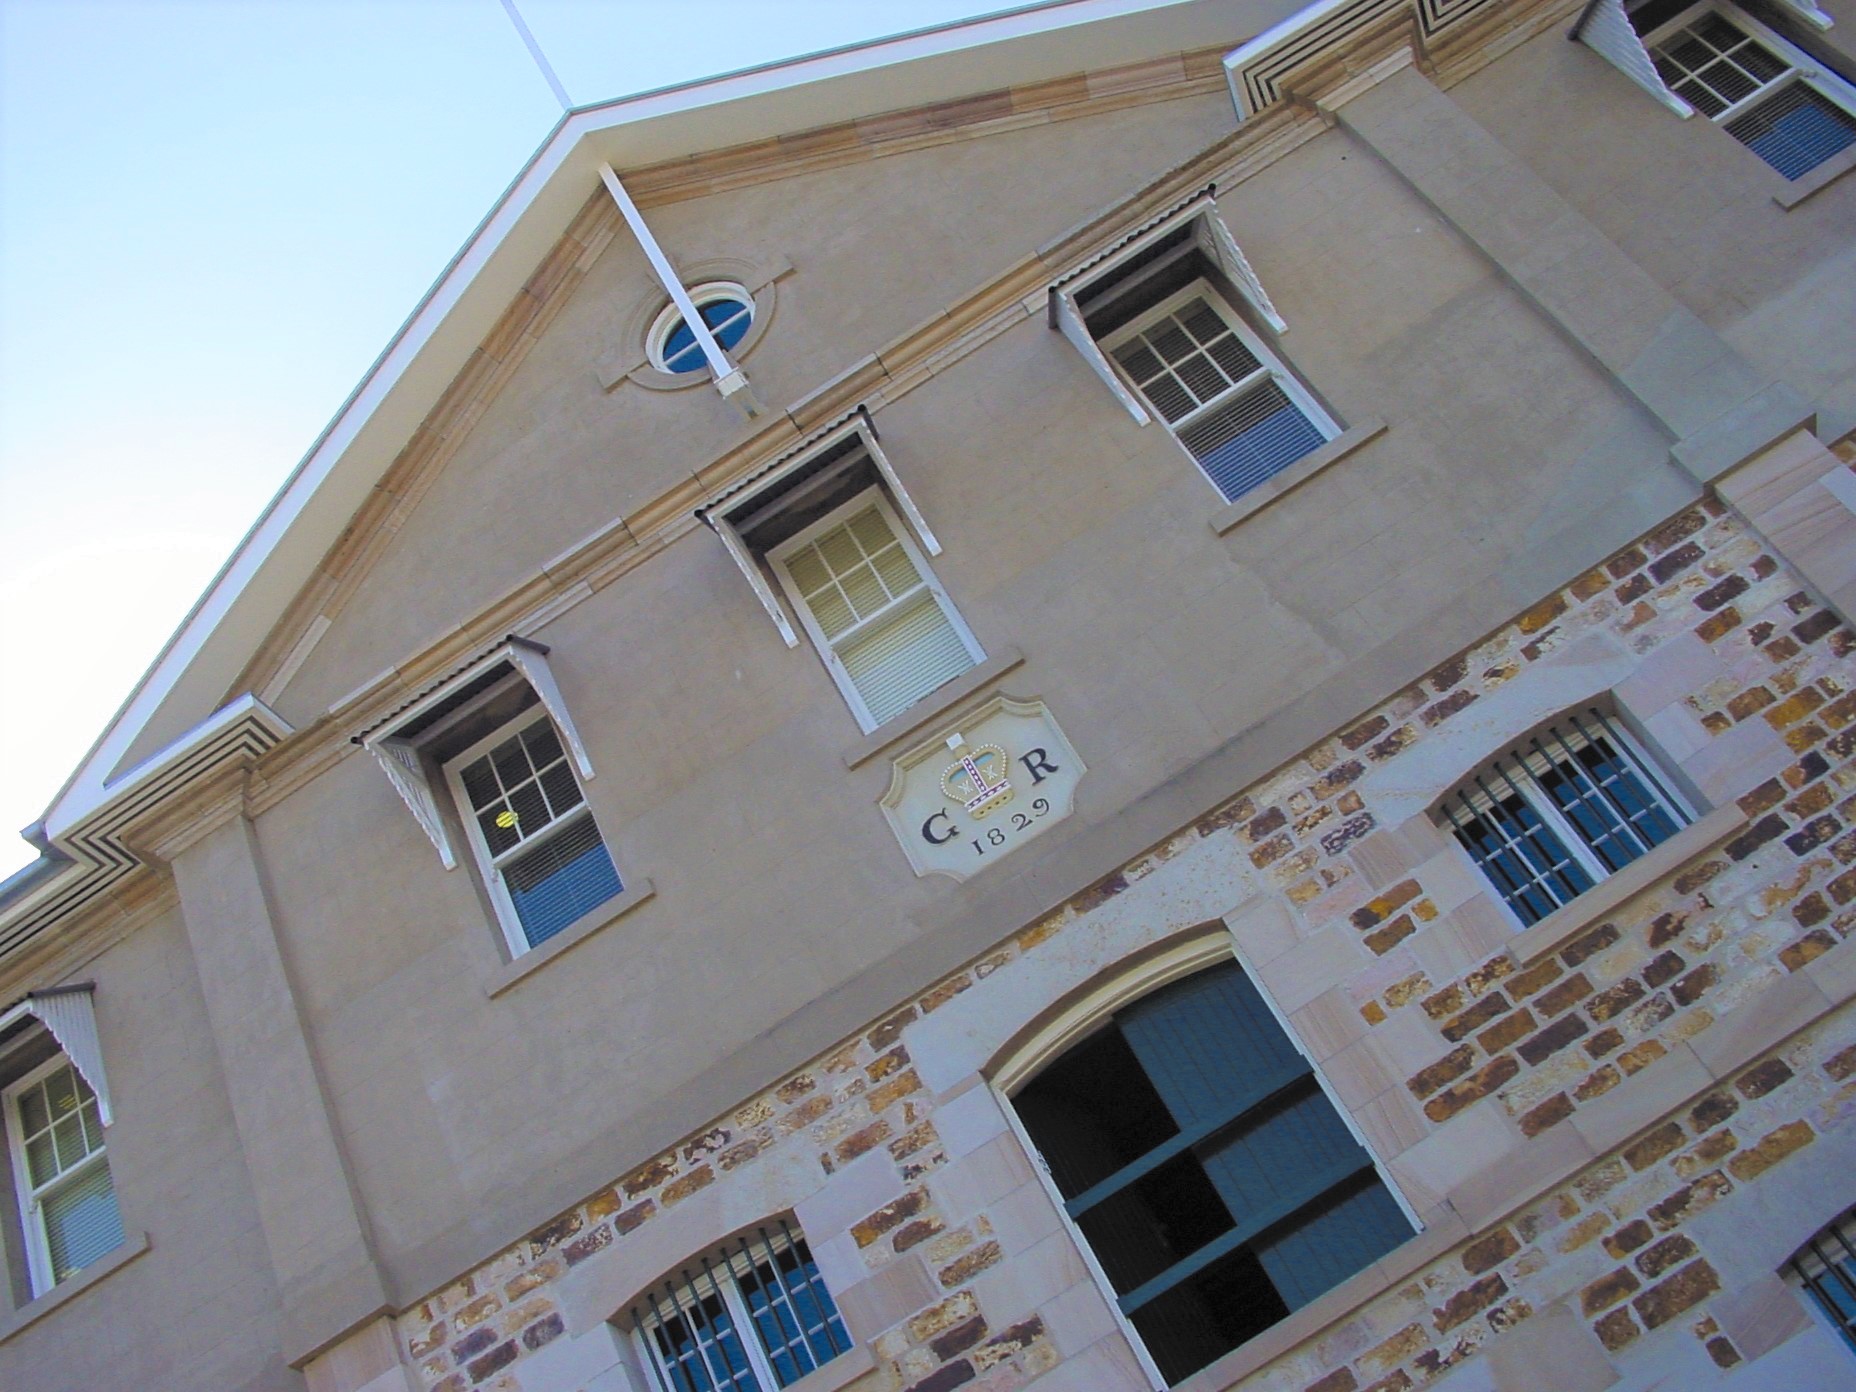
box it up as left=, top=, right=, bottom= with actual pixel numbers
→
left=630, top=1223, right=853, bottom=1391
left=1646, top=6, right=1856, bottom=179
left=1438, top=707, right=1692, bottom=927
left=1788, top=1207, right=1856, bottom=1354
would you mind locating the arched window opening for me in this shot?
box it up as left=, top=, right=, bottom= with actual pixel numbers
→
left=1010, top=959, right=1412, bottom=1385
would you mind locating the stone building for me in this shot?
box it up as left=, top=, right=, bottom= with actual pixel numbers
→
left=3, top=0, right=1856, bottom=1388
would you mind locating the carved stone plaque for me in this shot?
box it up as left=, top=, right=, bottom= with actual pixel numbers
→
left=880, top=696, right=1085, bottom=880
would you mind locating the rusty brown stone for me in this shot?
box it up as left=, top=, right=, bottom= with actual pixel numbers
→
left=1520, top=1093, right=1574, bottom=1137
left=1322, top=813, right=1377, bottom=856
left=522, top=1313, right=564, bottom=1351
left=1341, top=717, right=1389, bottom=751
left=1734, top=1058, right=1794, bottom=1099
left=1632, top=1259, right=1721, bottom=1329
left=1690, top=1091, right=1738, bottom=1131
left=1355, top=880, right=1423, bottom=931
left=1365, top=915, right=1418, bottom=955
left=868, top=1007, right=918, bottom=1051
left=1618, top=1039, right=1668, bottom=1074
left=1624, top=1122, right=1686, bottom=1172
left=894, top=1217, right=946, bottom=1252
left=564, top=1224, right=613, bottom=1266
left=1643, top=951, right=1686, bottom=989
left=1588, top=972, right=1648, bottom=1017
left=1478, top=1008, right=1538, bottom=1055
left=1695, top=608, right=1741, bottom=643
left=1648, top=910, right=1690, bottom=948
left=1441, top=992, right=1510, bottom=1043
left=1826, top=1043, right=1856, bottom=1080
left=1594, top=1308, right=1640, bottom=1351
left=614, top=1199, right=655, bottom=1234
left=1580, top=1267, right=1641, bottom=1315
left=920, top=976, right=972, bottom=1014
left=929, top=1315, right=988, bottom=1361
left=1423, top=1056, right=1521, bottom=1123
left=1304, top=1370, right=1359, bottom=1392
left=1461, top=1228, right=1520, bottom=1275
left=1724, top=815, right=1786, bottom=861
left=1506, top=957, right=1564, bottom=1000
left=1726, top=1121, right=1815, bottom=1181
left=1536, top=973, right=1594, bottom=1016
left=1602, top=1220, right=1653, bottom=1259
left=1433, top=1273, right=1508, bottom=1331
left=938, top=1240, right=1003, bottom=1288
left=661, top=1165, right=714, bottom=1205
left=1195, top=795, right=1256, bottom=836
left=868, top=1069, right=924, bottom=1113
left=1518, top=1014, right=1589, bottom=1066
left=1675, top=1130, right=1738, bottom=1179
left=621, top=1156, right=677, bottom=1199
left=1648, top=1171, right=1733, bottom=1230
left=526, top=1209, right=585, bottom=1254
left=1671, top=965, right=1718, bottom=1007
left=1606, top=546, right=1647, bottom=578
left=1407, top=1044, right=1477, bottom=1099
left=1517, top=593, right=1569, bottom=633
left=1422, top=690, right=1478, bottom=727
left=1575, top=1066, right=1621, bottom=1102
left=1562, top=923, right=1621, bottom=967
left=908, top=1359, right=976, bottom=1392
left=1418, top=982, right=1466, bottom=1019
left=1648, top=541, right=1703, bottom=583
left=835, top=1120, right=894, bottom=1165
left=1780, top=929, right=1837, bottom=970
left=853, top=1189, right=928, bottom=1247
left=1695, top=574, right=1748, bottom=612
left=1584, top=1026, right=1624, bottom=1059
left=1634, top=1234, right=1697, bottom=1279
left=1371, top=725, right=1419, bottom=761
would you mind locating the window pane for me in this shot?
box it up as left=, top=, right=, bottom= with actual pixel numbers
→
left=1726, top=84, right=1856, bottom=178
left=43, top=1159, right=123, bottom=1283
left=1179, top=381, right=1327, bottom=503
left=1014, top=1027, right=1181, bottom=1199
left=502, top=813, right=622, bottom=948
left=1128, top=1242, right=1290, bottom=1386
left=837, top=589, right=973, bottom=727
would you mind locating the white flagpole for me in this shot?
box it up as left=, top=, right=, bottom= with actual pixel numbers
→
left=495, top=0, right=756, bottom=411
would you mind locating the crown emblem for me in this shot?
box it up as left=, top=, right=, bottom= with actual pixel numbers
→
left=942, top=732, right=1013, bottom=818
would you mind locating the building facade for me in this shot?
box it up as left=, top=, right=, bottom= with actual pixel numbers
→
left=3, top=0, right=1856, bottom=1389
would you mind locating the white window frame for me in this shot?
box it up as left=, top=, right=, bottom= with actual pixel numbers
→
left=440, top=689, right=621, bottom=959
left=1642, top=3, right=1856, bottom=172
left=1099, top=280, right=1338, bottom=502
left=648, top=281, right=756, bottom=375
left=628, top=1225, right=854, bottom=1392
left=769, top=490, right=984, bottom=733
left=5, top=1052, right=117, bottom=1298
left=1437, top=709, right=1695, bottom=930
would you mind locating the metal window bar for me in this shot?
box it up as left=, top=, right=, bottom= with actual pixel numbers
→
left=635, top=1228, right=851, bottom=1392
left=1444, top=711, right=1689, bottom=926
left=1789, top=1212, right=1856, bottom=1351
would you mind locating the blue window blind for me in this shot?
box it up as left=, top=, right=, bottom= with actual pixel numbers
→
left=1727, top=85, right=1856, bottom=178
left=1014, top=961, right=1411, bottom=1384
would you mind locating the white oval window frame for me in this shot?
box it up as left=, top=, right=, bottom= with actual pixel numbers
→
left=645, top=281, right=756, bottom=376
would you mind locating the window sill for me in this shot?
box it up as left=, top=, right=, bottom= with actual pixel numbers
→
left=784, top=1345, right=875, bottom=1392
left=1506, top=805, right=1748, bottom=967
left=1207, top=417, right=1387, bottom=536
left=840, top=648, right=1025, bottom=770
left=1173, top=1207, right=1467, bottom=1392
left=0, top=1231, right=148, bottom=1344
left=483, top=880, right=657, bottom=999
left=1774, top=145, right=1856, bottom=208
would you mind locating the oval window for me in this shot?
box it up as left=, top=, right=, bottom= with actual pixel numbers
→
left=649, top=283, right=755, bottom=375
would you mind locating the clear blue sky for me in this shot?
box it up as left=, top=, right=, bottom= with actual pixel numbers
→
left=0, top=0, right=1008, bottom=875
